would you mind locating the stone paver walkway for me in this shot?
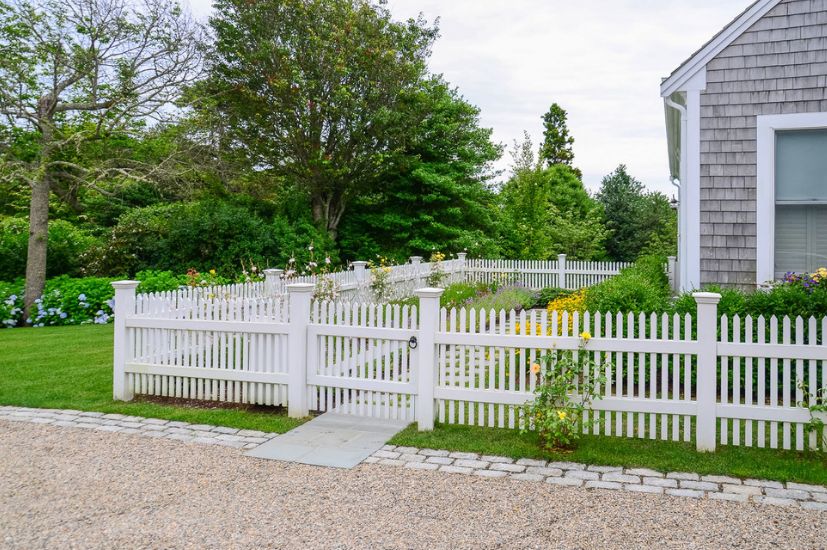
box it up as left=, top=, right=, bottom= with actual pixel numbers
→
left=246, top=412, right=409, bottom=468
left=366, top=445, right=827, bottom=511
left=2, top=405, right=825, bottom=512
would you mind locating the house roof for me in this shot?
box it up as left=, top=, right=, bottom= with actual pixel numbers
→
left=660, top=0, right=783, bottom=96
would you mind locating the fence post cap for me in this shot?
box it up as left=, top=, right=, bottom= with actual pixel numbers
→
left=286, top=283, right=315, bottom=293
left=558, top=253, right=567, bottom=259
left=263, top=268, right=283, bottom=276
left=409, top=256, right=423, bottom=263
left=414, top=287, right=445, bottom=298
left=111, top=280, right=140, bottom=290
left=457, top=252, right=467, bottom=259
left=351, top=260, right=368, bottom=268
left=692, top=292, right=721, bottom=304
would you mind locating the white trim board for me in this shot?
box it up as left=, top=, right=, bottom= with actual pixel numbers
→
left=756, top=112, right=827, bottom=284
left=660, top=0, right=782, bottom=97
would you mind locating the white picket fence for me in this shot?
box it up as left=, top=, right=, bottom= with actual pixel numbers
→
left=112, top=283, right=826, bottom=453
left=151, top=254, right=632, bottom=307
left=465, top=257, right=631, bottom=290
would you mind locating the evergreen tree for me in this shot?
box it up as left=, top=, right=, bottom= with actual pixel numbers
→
left=338, top=78, right=501, bottom=261
left=596, top=165, right=676, bottom=261
left=539, top=103, right=575, bottom=168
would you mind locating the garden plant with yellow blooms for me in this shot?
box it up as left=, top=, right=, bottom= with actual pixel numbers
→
left=520, top=333, right=606, bottom=451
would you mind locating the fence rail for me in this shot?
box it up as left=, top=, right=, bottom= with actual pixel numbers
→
left=112, top=283, right=827, bottom=453
left=136, top=254, right=633, bottom=307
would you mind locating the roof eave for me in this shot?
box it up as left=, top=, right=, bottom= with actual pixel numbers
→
left=660, top=0, right=782, bottom=97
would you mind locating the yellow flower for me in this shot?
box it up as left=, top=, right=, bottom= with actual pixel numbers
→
left=557, top=410, right=567, bottom=420
left=580, top=331, right=592, bottom=342
left=530, top=362, right=541, bottom=374
left=209, top=269, right=216, bottom=275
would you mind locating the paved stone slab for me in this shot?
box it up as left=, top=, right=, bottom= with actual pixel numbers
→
left=245, top=412, right=408, bottom=469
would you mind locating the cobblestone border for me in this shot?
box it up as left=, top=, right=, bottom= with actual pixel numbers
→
left=0, top=406, right=279, bottom=449
left=3, top=405, right=826, bottom=512
left=367, top=445, right=827, bottom=511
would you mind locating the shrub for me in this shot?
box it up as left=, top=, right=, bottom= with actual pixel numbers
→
left=520, top=335, right=606, bottom=450
left=546, top=289, right=586, bottom=332
left=584, top=255, right=670, bottom=314
left=25, top=276, right=116, bottom=327
left=135, top=270, right=187, bottom=294
left=0, top=217, right=99, bottom=280
left=468, top=285, right=536, bottom=312
left=440, top=282, right=490, bottom=310
left=83, top=200, right=336, bottom=277
left=537, top=287, right=573, bottom=308
left=673, top=274, right=827, bottom=320
left=0, top=279, right=24, bottom=328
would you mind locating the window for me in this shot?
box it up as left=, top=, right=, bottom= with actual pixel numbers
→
left=773, top=129, right=827, bottom=278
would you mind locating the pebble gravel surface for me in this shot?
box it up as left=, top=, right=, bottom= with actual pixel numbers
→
left=2, top=421, right=826, bottom=549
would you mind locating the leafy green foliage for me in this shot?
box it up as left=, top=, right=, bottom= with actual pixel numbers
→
left=539, top=103, right=575, bottom=168
left=596, top=165, right=677, bottom=261
left=584, top=256, right=671, bottom=314
left=204, top=0, right=437, bottom=237
left=537, top=287, right=573, bottom=308
left=0, top=217, right=99, bottom=280
left=338, top=78, right=501, bottom=260
left=84, top=200, right=336, bottom=277
left=0, top=276, right=118, bottom=328
left=521, top=340, right=606, bottom=450
left=134, top=270, right=187, bottom=294
left=499, top=139, right=607, bottom=260
left=673, top=281, right=827, bottom=319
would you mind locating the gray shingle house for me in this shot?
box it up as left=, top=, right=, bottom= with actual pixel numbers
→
left=662, top=0, right=827, bottom=290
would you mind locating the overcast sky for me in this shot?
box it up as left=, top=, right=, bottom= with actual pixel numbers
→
left=185, top=0, right=751, bottom=195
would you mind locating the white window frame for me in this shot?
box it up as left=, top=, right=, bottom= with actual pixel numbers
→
left=756, top=112, right=827, bottom=284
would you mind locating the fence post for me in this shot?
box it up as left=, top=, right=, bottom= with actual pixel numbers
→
left=264, top=268, right=283, bottom=295
left=667, top=256, right=677, bottom=293
left=287, top=283, right=314, bottom=418
left=557, top=253, right=567, bottom=289
left=415, top=287, right=444, bottom=431
left=112, top=280, right=139, bottom=401
left=693, top=291, right=721, bottom=452
left=352, top=261, right=368, bottom=284
left=410, top=256, right=423, bottom=287
left=456, top=252, right=467, bottom=283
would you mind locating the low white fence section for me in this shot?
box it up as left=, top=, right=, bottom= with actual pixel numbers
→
left=112, top=282, right=827, bottom=453
left=113, top=282, right=291, bottom=409
left=466, top=255, right=631, bottom=290
left=136, top=254, right=631, bottom=308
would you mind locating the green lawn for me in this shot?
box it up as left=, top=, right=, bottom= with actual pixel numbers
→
left=391, top=422, right=827, bottom=485
left=0, top=324, right=304, bottom=433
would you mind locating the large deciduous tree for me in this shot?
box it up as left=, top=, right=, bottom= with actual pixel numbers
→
left=499, top=134, right=606, bottom=260
left=203, top=0, right=437, bottom=240
left=0, top=0, right=202, bottom=319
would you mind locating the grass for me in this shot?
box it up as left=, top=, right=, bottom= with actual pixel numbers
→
left=0, top=324, right=304, bottom=433
left=390, top=422, right=827, bottom=485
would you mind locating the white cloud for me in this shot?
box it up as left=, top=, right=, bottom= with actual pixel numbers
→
left=186, top=0, right=751, bottom=195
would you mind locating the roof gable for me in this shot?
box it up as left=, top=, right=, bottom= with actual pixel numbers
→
left=660, top=0, right=783, bottom=96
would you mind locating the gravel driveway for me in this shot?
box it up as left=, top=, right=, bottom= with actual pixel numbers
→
left=1, top=422, right=825, bottom=549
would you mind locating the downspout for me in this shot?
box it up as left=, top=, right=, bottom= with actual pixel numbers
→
left=665, top=96, right=687, bottom=292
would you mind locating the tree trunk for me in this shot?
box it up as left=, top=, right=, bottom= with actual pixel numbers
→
left=24, top=175, right=50, bottom=323
left=311, top=192, right=345, bottom=242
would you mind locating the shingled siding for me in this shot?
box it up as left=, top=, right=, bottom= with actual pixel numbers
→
left=699, top=0, right=827, bottom=287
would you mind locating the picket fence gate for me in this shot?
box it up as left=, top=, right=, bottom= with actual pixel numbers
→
left=112, top=282, right=826, bottom=453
